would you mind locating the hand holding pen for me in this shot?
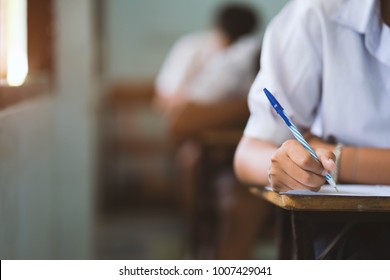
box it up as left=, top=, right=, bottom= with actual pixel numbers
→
left=263, top=88, right=338, bottom=193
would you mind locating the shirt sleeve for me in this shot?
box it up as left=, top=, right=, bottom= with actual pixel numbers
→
left=244, top=0, right=324, bottom=146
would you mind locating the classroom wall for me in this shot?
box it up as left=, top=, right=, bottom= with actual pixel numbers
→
left=0, top=0, right=97, bottom=259
left=52, top=0, right=97, bottom=259
left=103, top=0, right=290, bottom=82
left=0, top=98, right=56, bottom=259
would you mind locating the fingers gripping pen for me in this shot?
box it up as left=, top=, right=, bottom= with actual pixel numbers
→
left=263, top=88, right=338, bottom=192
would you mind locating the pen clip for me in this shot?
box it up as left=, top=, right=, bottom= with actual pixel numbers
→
left=263, top=88, right=284, bottom=114
left=263, top=88, right=292, bottom=126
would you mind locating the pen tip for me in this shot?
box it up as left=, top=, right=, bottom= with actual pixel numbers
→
left=328, top=177, right=338, bottom=192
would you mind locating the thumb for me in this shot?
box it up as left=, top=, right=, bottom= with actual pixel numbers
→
left=315, top=148, right=336, bottom=175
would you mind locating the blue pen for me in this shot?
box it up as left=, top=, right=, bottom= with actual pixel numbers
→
left=263, top=88, right=338, bottom=192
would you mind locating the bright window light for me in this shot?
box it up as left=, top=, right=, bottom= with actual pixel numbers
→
left=0, top=0, right=28, bottom=87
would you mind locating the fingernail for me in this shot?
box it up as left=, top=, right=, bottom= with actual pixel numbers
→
left=321, top=169, right=328, bottom=176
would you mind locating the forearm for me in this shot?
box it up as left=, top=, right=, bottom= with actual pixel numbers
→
left=339, top=146, right=390, bottom=185
left=234, top=136, right=277, bottom=186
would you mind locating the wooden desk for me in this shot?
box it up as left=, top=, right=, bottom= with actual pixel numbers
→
left=178, top=128, right=243, bottom=259
left=250, top=185, right=390, bottom=259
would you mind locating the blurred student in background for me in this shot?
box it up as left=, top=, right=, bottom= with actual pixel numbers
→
left=235, top=0, right=390, bottom=259
left=155, top=3, right=259, bottom=109
left=154, top=3, right=270, bottom=259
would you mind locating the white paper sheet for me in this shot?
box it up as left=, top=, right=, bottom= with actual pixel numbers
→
left=266, top=185, right=390, bottom=197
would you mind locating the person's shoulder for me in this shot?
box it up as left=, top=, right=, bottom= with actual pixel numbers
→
left=173, top=31, right=210, bottom=48
left=293, top=0, right=344, bottom=8
left=286, top=0, right=344, bottom=18
left=164, top=31, right=209, bottom=59
left=268, top=0, right=344, bottom=33
left=229, top=35, right=260, bottom=57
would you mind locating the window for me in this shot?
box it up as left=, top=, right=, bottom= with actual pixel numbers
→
left=0, top=0, right=53, bottom=109
left=0, top=0, right=28, bottom=86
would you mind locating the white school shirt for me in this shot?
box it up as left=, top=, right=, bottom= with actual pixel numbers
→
left=156, top=31, right=260, bottom=104
left=244, top=0, right=390, bottom=148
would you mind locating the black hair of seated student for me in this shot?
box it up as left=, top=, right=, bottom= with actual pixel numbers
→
left=214, top=3, right=260, bottom=44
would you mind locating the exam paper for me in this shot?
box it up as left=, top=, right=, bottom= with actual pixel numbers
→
left=272, top=185, right=390, bottom=197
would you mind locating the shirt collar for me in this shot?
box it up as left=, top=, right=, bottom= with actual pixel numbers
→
left=332, top=0, right=377, bottom=34
left=332, top=0, right=390, bottom=67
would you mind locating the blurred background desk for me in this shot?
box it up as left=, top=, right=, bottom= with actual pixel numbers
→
left=191, top=128, right=244, bottom=258
left=250, top=186, right=390, bottom=259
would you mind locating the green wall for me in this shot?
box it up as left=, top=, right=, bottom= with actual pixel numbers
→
left=104, top=0, right=290, bottom=81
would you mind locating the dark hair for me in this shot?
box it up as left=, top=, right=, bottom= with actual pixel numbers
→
left=214, top=3, right=259, bottom=43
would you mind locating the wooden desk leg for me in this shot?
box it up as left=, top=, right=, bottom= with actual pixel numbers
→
left=276, top=208, right=293, bottom=259
left=291, top=211, right=315, bottom=259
